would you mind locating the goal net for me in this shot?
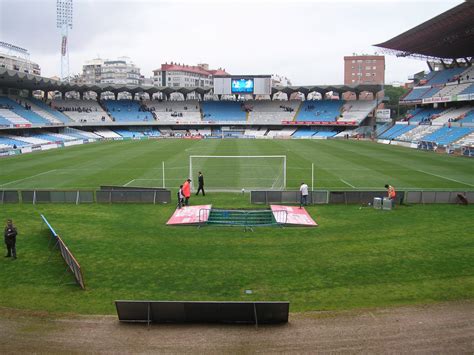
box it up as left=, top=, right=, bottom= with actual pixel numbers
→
left=189, top=155, right=286, bottom=192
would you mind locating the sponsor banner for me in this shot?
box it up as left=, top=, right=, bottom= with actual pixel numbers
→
left=167, top=205, right=212, bottom=225
left=14, top=124, right=32, bottom=128
left=376, top=109, right=391, bottom=119
left=377, top=139, right=391, bottom=144
left=457, top=94, right=469, bottom=101
left=422, top=96, right=451, bottom=104
left=31, top=145, right=42, bottom=152
left=41, top=143, right=58, bottom=151
left=21, top=146, right=33, bottom=154
left=64, top=140, right=84, bottom=147
left=270, top=205, right=317, bottom=227
left=0, top=149, right=20, bottom=157
left=282, top=121, right=356, bottom=126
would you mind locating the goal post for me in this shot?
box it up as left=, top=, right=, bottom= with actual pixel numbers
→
left=189, top=155, right=287, bottom=192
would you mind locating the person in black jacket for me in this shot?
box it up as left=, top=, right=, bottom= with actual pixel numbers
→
left=4, top=219, right=18, bottom=259
left=196, top=171, right=205, bottom=196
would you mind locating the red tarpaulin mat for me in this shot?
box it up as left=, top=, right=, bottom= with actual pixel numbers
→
left=166, top=205, right=212, bottom=225
left=270, top=205, right=318, bottom=227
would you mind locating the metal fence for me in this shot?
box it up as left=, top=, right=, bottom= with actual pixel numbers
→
left=0, top=189, right=171, bottom=204
left=251, top=190, right=471, bottom=205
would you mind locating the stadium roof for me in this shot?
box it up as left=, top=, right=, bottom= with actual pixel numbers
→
left=374, top=1, right=474, bottom=60
left=0, top=68, right=382, bottom=95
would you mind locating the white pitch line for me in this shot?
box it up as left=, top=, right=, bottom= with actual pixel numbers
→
left=340, top=179, right=356, bottom=188
left=123, top=179, right=136, bottom=187
left=417, top=170, right=474, bottom=187
left=0, top=169, right=57, bottom=187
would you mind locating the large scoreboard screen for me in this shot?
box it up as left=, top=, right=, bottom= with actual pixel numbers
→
left=231, top=78, right=254, bottom=93
left=214, top=75, right=271, bottom=95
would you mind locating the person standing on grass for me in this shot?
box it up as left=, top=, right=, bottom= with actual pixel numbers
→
left=182, top=179, right=191, bottom=206
left=4, top=219, right=18, bottom=260
left=299, top=182, right=309, bottom=208
left=385, top=184, right=396, bottom=205
left=196, top=171, right=205, bottom=196
left=177, top=185, right=184, bottom=209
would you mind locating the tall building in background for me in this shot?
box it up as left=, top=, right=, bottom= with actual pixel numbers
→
left=82, top=57, right=141, bottom=85
left=0, top=41, right=41, bottom=75
left=152, top=62, right=229, bottom=88
left=344, top=54, right=385, bottom=85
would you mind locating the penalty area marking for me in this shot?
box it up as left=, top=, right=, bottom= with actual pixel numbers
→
left=416, top=170, right=474, bottom=187
left=0, top=169, right=57, bottom=187
left=123, top=178, right=166, bottom=187
left=340, top=179, right=355, bottom=188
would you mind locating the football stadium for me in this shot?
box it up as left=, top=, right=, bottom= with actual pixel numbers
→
left=0, top=0, right=473, bottom=352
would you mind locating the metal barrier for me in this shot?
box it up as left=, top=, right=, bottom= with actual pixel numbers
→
left=200, top=208, right=287, bottom=227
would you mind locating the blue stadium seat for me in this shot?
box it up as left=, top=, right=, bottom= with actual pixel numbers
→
left=201, top=101, right=246, bottom=122
left=460, top=84, right=474, bottom=95
left=0, top=97, right=50, bottom=125
left=379, top=124, right=415, bottom=139
left=422, top=127, right=473, bottom=145
left=409, top=107, right=444, bottom=123
left=29, top=98, right=71, bottom=123
left=103, top=100, right=154, bottom=122
left=425, top=67, right=465, bottom=85
left=292, top=129, right=316, bottom=137
left=458, top=109, right=474, bottom=123
left=295, top=100, right=343, bottom=122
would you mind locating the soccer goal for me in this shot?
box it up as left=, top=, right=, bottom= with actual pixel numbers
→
left=189, top=155, right=287, bottom=192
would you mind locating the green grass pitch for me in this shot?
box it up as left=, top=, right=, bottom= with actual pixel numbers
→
left=0, top=139, right=473, bottom=315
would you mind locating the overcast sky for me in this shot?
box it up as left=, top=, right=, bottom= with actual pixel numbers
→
left=0, top=0, right=464, bottom=85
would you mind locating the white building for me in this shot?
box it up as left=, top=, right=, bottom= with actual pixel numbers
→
left=152, top=62, right=228, bottom=88
left=82, top=57, right=141, bottom=85
left=0, top=41, right=41, bottom=75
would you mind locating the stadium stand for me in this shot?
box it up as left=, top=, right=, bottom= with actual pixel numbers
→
left=422, top=126, right=473, bottom=145
left=295, top=100, right=343, bottom=122
left=2, top=133, right=50, bottom=145
left=102, top=100, right=153, bottom=122
left=401, top=87, right=431, bottom=102
left=0, top=97, right=50, bottom=125
left=201, top=101, right=247, bottom=122
left=145, top=100, right=201, bottom=123
left=53, top=99, right=111, bottom=123
left=0, top=136, right=29, bottom=148
left=266, top=127, right=297, bottom=138
left=419, top=86, right=442, bottom=99
left=246, top=100, right=300, bottom=124
left=63, top=127, right=102, bottom=139
left=431, top=107, right=473, bottom=125
left=407, top=107, right=444, bottom=123
left=460, top=84, right=474, bottom=95
left=458, top=109, right=474, bottom=123
left=378, top=124, right=415, bottom=140
left=27, top=98, right=71, bottom=124
left=425, top=67, right=465, bottom=85
left=244, top=128, right=267, bottom=138
left=339, top=100, right=376, bottom=123
left=16, top=97, right=70, bottom=125
left=113, top=129, right=147, bottom=138
left=93, top=129, right=122, bottom=139
left=292, top=129, right=316, bottom=138
left=397, top=125, right=440, bottom=143
left=455, top=131, right=474, bottom=148
left=430, top=83, right=471, bottom=98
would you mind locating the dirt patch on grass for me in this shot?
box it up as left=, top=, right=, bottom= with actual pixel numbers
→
left=1, top=301, right=473, bottom=353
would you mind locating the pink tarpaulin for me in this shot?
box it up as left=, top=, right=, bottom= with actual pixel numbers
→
left=166, top=205, right=212, bottom=225
left=270, top=205, right=318, bottom=227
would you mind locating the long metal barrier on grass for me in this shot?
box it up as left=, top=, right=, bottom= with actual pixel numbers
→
left=199, top=208, right=287, bottom=228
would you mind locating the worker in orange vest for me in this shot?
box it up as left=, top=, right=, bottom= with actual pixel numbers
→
left=385, top=184, right=396, bottom=204
left=182, top=179, right=191, bottom=206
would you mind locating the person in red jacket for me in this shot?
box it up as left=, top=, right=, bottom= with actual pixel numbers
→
left=182, top=179, right=191, bottom=206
